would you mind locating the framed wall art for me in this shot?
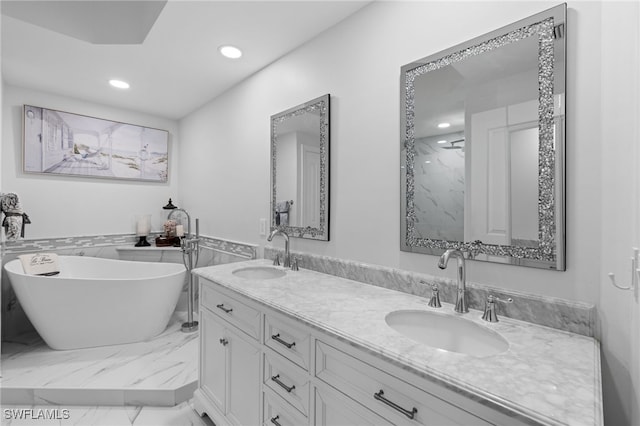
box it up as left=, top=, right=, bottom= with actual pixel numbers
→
left=23, top=105, right=170, bottom=182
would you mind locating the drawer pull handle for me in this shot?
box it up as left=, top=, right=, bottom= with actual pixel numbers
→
left=219, top=338, right=228, bottom=346
left=271, top=374, right=295, bottom=393
left=270, top=415, right=282, bottom=426
left=373, top=389, right=418, bottom=420
left=271, top=333, right=296, bottom=349
left=216, top=303, right=233, bottom=314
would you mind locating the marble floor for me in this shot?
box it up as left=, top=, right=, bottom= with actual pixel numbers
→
left=1, top=312, right=198, bottom=408
left=0, top=400, right=214, bottom=425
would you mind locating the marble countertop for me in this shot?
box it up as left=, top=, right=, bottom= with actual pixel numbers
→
left=193, top=259, right=603, bottom=426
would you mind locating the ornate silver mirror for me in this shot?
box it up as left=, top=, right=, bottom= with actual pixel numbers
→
left=271, top=94, right=330, bottom=240
left=401, top=4, right=566, bottom=270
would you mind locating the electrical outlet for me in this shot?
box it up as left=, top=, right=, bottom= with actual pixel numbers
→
left=259, top=218, right=267, bottom=236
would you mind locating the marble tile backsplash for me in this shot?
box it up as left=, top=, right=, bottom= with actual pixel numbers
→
left=1, top=233, right=257, bottom=260
left=264, top=248, right=597, bottom=337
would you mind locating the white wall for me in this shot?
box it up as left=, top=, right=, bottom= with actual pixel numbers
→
left=1, top=85, right=180, bottom=237
left=1, top=82, right=3, bottom=198
left=179, top=2, right=639, bottom=424
left=599, top=2, right=640, bottom=424
left=181, top=0, right=600, bottom=298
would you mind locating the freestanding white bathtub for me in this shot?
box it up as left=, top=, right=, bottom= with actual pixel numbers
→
left=4, top=256, right=186, bottom=350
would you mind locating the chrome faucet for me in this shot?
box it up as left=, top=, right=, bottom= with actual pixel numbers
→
left=267, top=229, right=290, bottom=268
left=168, top=208, right=200, bottom=252
left=438, top=249, right=468, bottom=313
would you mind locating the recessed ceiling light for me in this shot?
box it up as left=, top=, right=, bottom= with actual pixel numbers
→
left=437, top=122, right=450, bottom=129
left=437, top=140, right=447, bottom=144
left=109, top=79, right=130, bottom=89
left=425, top=160, right=431, bottom=164
left=219, top=45, right=242, bottom=59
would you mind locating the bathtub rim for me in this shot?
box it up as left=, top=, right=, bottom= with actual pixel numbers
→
left=4, top=255, right=187, bottom=281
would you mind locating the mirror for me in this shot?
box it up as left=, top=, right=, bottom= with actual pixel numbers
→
left=271, top=94, right=330, bottom=240
left=400, top=4, right=566, bottom=270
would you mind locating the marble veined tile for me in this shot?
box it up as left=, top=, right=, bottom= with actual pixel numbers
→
left=1, top=312, right=198, bottom=407
left=0, top=400, right=212, bottom=426
left=0, top=406, right=133, bottom=425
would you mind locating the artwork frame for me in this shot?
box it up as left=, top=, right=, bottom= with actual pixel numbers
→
left=22, top=105, right=170, bottom=182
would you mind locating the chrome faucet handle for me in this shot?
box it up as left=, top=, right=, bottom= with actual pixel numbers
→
left=273, top=254, right=280, bottom=266
left=291, top=257, right=299, bottom=271
left=481, top=295, right=513, bottom=322
left=423, top=282, right=441, bottom=308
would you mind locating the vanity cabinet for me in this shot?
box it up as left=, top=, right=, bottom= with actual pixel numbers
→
left=194, top=277, right=532, bottom=426
left=195, top=285, right=261, bottom=426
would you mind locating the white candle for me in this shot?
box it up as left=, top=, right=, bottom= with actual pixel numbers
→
left=136, top=215, right=151, bottom=236
left=176, top=224, right=184, bottom=237
left=136, top=222, right=146, bottom=236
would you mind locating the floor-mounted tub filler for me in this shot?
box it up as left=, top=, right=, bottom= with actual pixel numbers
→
left=4, top=256, right=186, bottom=350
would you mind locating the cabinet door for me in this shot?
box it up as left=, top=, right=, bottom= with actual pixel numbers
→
left=226, top=324, right=261, bottom=426
left=201, top=308, right=227, bottom=413
left=314, top=386, right=392, bottom=426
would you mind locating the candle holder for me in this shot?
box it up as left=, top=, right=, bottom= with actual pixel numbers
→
left=135, top=236, right=151, bottom=247
left=135, top=214, right=151, bottom=247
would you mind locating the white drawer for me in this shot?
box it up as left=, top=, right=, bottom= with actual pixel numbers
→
left=264, top=314, right=311, bottom=371
left=263, top=388, right=309, bottom=426
left=264, top=350, right=310, bottom=417
left=201, top=282, right=261, bottom=340
left=314, top=383, right=393, bottom=426
left=315, top=341, right=492, bottom=426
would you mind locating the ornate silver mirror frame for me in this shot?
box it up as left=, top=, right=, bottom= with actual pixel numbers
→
left=400, top=4, right=566, bottom=270
left=271, top=94, right=330, bottom=240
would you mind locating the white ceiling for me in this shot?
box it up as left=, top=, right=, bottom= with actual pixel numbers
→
left=1, top=1, right=370, bottom=120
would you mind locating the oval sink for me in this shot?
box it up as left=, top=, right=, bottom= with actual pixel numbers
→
left=232, top=266, right=286, bottom=280
left=385, top=310, right=508, bottom=357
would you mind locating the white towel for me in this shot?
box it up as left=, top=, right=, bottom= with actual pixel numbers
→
left=275, top=200, right=290, bottom=226
left=18, top=253, right=60, bottom=276
left=275, top=200, right=290, bottom=213
left=277, top=212, right=289, bottom=226
left=1, top=192, right=30, bottom=241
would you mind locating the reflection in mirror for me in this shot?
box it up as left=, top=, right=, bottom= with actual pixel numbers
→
left=401, top=4, right=566, bottom=270
left=271, top=94, right=330, bottom=240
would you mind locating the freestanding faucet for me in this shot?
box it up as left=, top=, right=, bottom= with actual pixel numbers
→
left=167, top=208, right=200, bottom=332
left=267, top=229, right=290, bottom=268
left=438, top=249, right=468, bottom=313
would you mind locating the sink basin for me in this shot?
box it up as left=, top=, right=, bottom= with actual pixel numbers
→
left=385, top=310, right=508, bottom=357
left=232, top=266, right=286, bottom=280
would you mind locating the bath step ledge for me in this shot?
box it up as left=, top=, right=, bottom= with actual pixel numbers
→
left=0, top=312, right=197, bottom=407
